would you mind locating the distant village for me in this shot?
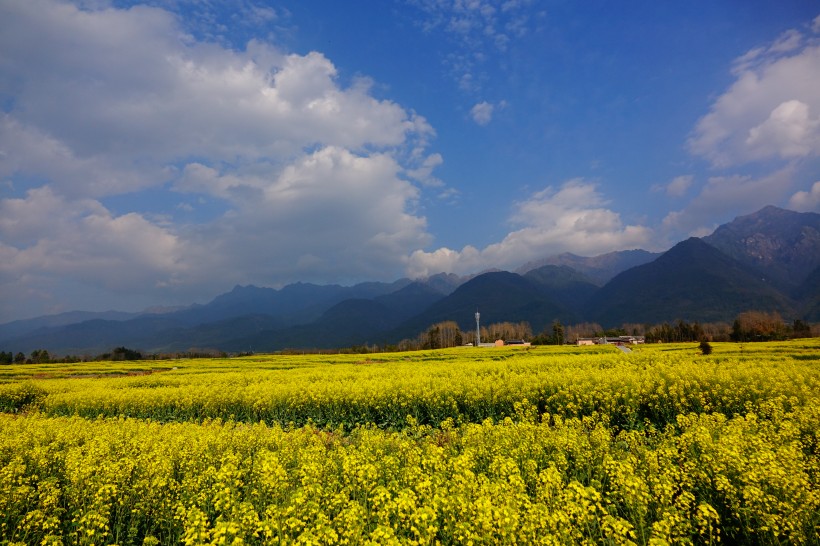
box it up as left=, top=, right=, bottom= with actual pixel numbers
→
left=479, top=335, right=645, bottom=348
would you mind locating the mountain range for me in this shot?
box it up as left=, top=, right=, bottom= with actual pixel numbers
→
left=2, top=205, right=818, bottom=355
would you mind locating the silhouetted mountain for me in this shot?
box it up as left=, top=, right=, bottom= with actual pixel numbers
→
left=585, top=237, right=795, bottom=327
left=155, top=315, right=285, bottom=353
left=5, top=315, right=187, bottom=356
left=177, top=279, right=412, bottom=326
left=1, top=280, right=411, bottom=354
left=0, top=310, right=140, bottom=344
left=703, top=205, right=820, bottom=293
left=517, top=249, right=660, bottom=285
left=384, top=271, right=575, bottom=342
left=218, top=282, right=448, bottom=351
left=523, top=265, right=599, bottom=313
left=223, top=300, right=393, bottom=352
left=374, top=282, right=449, bottom=317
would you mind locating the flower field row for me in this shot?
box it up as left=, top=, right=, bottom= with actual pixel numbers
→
left=2, top=400, right=819, bottom=545
left=2, top=342, right=819, bottom=432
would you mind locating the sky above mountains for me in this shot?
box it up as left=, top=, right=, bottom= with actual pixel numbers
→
left=1, top=0, right=820, bottom=322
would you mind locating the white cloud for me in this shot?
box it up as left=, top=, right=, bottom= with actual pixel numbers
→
left=188, top=147, right=432, bottom=285
left=406, top=179, right=652, bottom=277
left=789, top=181, right=820, bottom=212
left=0, top=0, right=445, bottom=320
left=0, top=115, right=162, bottom=198
left=680, top=18, right=820, bottom=241
left=652, top=175, right=693, bottom=197
left=0, top=187, right=182, bottom=291
left=406, top=246, right=483, bottom=279
left=688, top=31, right=820, bottom=167
left=0, top=147, right=436, bottom=322
left=405, top=153, right=445, bottom=187
left=471, top=101, right=495, bottom=125
left=769, top=29, right=803, bottom=53
left=0, top=0, right=434, bottom=198
left=661, top=168, right=796, bottom=237
left=745, top=100, right=820, bottom=160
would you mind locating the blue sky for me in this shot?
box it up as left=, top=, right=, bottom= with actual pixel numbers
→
left=1, top=0, right=819, bottom=322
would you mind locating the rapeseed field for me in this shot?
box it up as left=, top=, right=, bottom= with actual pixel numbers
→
left=1, top=340, right=818, bottom=544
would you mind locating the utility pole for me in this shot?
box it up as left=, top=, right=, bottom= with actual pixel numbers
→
left=475, top=311, right=481, bottom=347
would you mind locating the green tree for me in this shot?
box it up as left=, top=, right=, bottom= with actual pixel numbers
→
left=111, top=347, right=143, bottom=361
left=792, top=319, right=812, bottom=339
left=426, top=326, right=441, bottom=350
left=552, top=320, right=564, bottom=345
left=30, top=349, right=50, bottom=364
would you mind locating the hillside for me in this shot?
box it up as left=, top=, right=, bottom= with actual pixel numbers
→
left=703, top=205, right=820, bottom=293
left=795, top=265, right=820, bottom=322
left=523, top=264, right=599, bottom=313
left=585, top=237, right=795, bottom=327
left=383, top=271, right=574, bottom=342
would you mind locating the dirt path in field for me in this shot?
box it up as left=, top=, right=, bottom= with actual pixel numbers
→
left=30, top=368, right=174, bottom=380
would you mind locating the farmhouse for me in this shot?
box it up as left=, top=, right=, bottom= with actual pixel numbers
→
left=576, top=336, right=645, bottom=346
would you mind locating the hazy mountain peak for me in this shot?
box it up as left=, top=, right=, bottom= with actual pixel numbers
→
left=516, top=249, right=661, bottom=284
left=703, top=205, right=820, bottom=291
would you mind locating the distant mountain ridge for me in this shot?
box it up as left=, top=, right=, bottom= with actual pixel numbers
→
left=703, top=205, right=820, bottom=293
left=0, top=310, right=141, bottom=345
left=3, top=205, right=818, bottom=354
left=523, top=265, right=598, bottom=315
left=381, top=271, right=575, bottom=344
left=516, top=249, right=660, bottom=285
left=585, top=237, right=795, bottom=326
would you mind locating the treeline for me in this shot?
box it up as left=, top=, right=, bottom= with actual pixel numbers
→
left=0, top=346, right=233, bottom=365
left=624, top=311, right=815, bottom=343
left=395, top=311, right=818, bottom=350
left=396, top=321, right=535, bottom=350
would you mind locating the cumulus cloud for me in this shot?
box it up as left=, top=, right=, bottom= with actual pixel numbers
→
left=0, top=146, right=435, bottom=321
left=406, top=179, right=652, bottom=277
left=789, top=181, right=820, bottom=212
left=0, top=0, right=444, bottom=320
left=470, top=101, right=495, bottom=125
left=677, top=19, right=820, bottom=241
left=688, top=29, right=820, bottom=167
left=745, top=100, right=820, bottom=160
left=0, top=187, right=181, bottom=289
left=0, top=1, right=432, bottom=198
left=208, top=146, right=432, bottom=283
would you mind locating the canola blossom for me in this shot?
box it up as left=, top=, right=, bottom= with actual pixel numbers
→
left=1, top=341, right=819, bottom=544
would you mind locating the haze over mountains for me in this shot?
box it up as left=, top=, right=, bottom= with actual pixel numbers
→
left=3, top=206, right=818, bottom=355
